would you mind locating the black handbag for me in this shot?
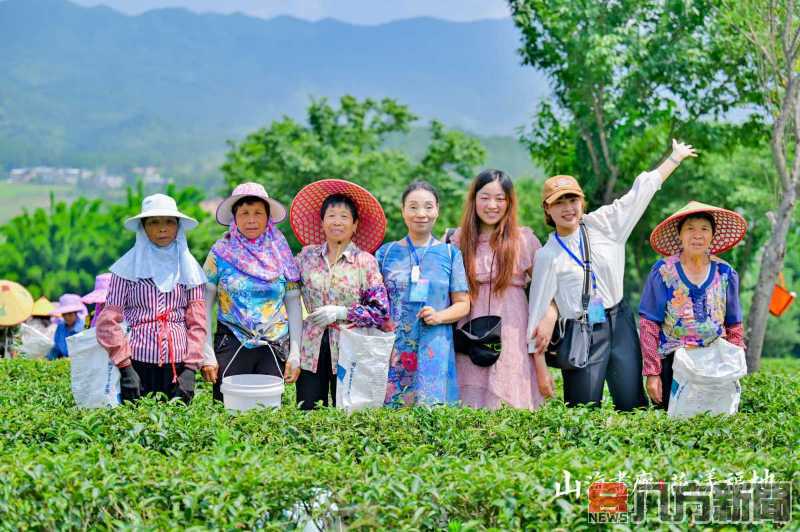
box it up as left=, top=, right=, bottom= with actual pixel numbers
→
left=546, top=222, right=593, bottom=370
left=454, top=250, right=502, bottom=367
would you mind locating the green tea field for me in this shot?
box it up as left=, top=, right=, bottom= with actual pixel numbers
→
left=0, top=358, right=797, bottom=530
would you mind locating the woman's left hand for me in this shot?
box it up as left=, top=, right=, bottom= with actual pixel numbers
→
left=418, top=306, right=442, bottom=325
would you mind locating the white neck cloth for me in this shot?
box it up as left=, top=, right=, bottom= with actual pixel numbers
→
left=110, top=223, right=207, bottom=293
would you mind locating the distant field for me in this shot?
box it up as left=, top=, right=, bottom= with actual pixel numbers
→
left=0, top=183, right=79, bottom=224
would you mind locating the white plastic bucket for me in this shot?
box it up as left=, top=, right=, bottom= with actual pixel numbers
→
left=220, top=373, right=284, bottom=411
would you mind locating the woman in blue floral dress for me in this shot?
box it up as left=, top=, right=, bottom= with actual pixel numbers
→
left=376, top=181, right=470, bottom=407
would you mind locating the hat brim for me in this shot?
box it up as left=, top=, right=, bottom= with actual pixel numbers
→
left=81, top=289, right=108, bottom=305
left=50, top=304, right=85, bottom=316
left=544, top=188, right=584, bottom=205
left=124, top=210, right=198, bottom=231
left=650, top=205, right=748, bottom=256
left=215, top=195, right=287, bottom=226
left=289, top=179, right=387, bottom=254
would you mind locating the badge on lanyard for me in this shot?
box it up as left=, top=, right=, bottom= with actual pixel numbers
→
left=554, top=231, right=606, bottom=324
left=411, top=265, right=421, bottom=283
left=587, top=295, right=606, bottom=324
left=409, top=278, right=430, bottom=302
left=405, top=236, right=432, bottom=303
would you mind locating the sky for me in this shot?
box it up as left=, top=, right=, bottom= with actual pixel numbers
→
left=70, top=0, right=512, bottom=24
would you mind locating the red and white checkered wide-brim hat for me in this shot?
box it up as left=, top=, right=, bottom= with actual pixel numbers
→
left=290, top=179, right=387, bottom=254
left=649, top=201, right=748, bottom=256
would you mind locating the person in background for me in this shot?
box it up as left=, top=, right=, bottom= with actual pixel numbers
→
left=47, top=294, right=87, bottom=360
left=640, top=202, right=747, bottom=409
left=27, top=297, right=57, bottom=339
left=82, top=273, right=112, bottom=328
left=377, top=180, right=470, bottom=407
left=96, top=194, right=207, bottom=403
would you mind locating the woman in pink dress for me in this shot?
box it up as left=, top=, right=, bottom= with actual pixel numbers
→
left=450, top=169, right=548, bottom=410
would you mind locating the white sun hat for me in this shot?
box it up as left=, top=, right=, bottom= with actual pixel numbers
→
left=124, top=193, right=199, bottom=232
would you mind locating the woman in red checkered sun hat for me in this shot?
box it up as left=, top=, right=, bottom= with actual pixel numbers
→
left=290, top=180, right=393, bottom=409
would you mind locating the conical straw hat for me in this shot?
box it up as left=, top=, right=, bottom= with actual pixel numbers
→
left=650, top=201, right=748, bottom=256
left=0, top=280, right=34, bottom=327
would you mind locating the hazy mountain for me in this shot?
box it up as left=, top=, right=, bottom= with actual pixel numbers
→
left=0, top=0, right=548, bottom=169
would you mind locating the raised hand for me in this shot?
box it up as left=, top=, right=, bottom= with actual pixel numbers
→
left=671, top=138, right=698, bottom=162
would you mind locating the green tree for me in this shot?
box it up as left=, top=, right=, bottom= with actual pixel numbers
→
left=0, top=183, right=213, bottom=299
left=507, top=0, right=787, bottom=321
left=716, top=0, right=800, bottom=371
left=221, top=96, right=486, bottom=247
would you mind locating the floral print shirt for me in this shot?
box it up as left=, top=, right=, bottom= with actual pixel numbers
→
left=296, top=242, right=391, bottom=373
left=204, top=252, right=300, bottom=348
left=639, top=254, right=742, bottom=356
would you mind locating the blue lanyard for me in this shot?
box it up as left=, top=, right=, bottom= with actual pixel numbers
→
left=554, top=231, right=598, bottom=290
left=405, top=235, right=433, bottom=267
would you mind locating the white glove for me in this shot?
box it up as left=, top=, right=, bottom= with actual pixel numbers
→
left=307, top=305, right=348, bottom=328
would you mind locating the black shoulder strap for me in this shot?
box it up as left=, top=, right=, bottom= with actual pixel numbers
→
left=579, top=222, right=592, bottom=317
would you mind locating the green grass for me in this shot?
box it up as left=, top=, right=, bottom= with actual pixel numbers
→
left=0, top=358, right=797, bottom=530
left=0, top=183, right=75, bottom=224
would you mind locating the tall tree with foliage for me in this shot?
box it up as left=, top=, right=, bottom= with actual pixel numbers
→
left=717, top=0, right=800, bottom=371
left=507, top=0, right=759, bottom=295
left=509, top=0, right=742, bottom=203
left=221, top=96, right=486, bottom=247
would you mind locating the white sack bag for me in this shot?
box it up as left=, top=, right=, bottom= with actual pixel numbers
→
left=336, top=327, right=395, bottom=412
left=67, top=327, right=121, bottom=408
left=19, top=323, right=53, bottom=359
left=668, top=338, right=746, bottom=418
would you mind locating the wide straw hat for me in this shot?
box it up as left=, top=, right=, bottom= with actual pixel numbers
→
left=650, top=201, right=748, bottom=256
left=216, top=182, right=287, bottom=226
left=31, top=297, right=55, bottom=317
left=49, top=294, right=88, bottom=317
left=290, top=179, right=387, bottom=254
left=0, top=280, right=34, bottom=326
left=82, top=273, right=112, bottom=305
left=124, top=194, right=198, bottom=231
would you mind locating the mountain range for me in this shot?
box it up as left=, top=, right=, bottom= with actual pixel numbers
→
left=0, top=0, right=548, bottom=171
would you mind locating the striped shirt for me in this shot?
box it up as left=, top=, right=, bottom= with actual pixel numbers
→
left=98, top=274, right=206, bottom=367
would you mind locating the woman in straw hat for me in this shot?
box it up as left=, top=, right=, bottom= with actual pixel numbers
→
left=199, top=183, right=303, bottom=403
left=639, top=202, right=747, bottom=409
left=96, top=193, right=207, bottom=403
left=47, top=294, right=87, bottom=360
left=289, top=179, right=392, bottom=409
left=527, top=139, right=697, bottom=411
left=26, top=297, right=56, bottom=339
left=378, top=180, right=470, bottom=407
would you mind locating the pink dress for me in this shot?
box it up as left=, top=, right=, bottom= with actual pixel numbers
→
left=452, top=227, right=544, bottom=410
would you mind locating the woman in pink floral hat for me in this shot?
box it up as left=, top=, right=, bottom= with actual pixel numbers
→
left=200, top=182, right=303, bottom=403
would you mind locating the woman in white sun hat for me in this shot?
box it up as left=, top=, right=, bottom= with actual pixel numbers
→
left=199, top=182, right=303, bottom=403
left=96, top=193, right=208, bottom=403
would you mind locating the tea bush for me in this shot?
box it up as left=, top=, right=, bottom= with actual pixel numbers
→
left=0, top=358, right=797, bottom=530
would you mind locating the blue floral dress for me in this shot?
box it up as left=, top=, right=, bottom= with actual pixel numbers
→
left=376, top=239, right=468, bottom=406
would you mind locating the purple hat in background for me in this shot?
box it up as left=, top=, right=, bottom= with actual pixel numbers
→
left=50, top=293, right=88, bottom=318
left=82, top=273, right=112, bottom=305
